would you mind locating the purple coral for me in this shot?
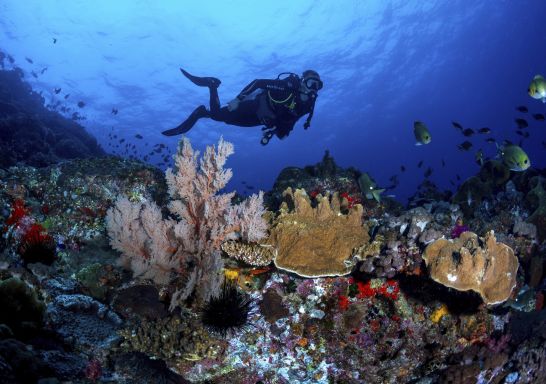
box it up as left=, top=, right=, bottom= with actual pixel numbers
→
left=451, top=217, right=469, bottom=238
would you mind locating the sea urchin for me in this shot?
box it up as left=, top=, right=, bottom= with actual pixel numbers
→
left=17, top=224, right=56, bottom=266
left=201, top=280, right=253, bottom=337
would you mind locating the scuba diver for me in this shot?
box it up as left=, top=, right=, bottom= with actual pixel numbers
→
left=161, top=68, right=323, bottom=145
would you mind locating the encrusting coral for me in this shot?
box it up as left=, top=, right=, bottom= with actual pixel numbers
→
left=106, top=137, right=268, bottom=307
left=423, top=230, right=518, bottom=305
left=269, top=188, right=369, bottom=277
left=221, top=240, right=275, bottom=266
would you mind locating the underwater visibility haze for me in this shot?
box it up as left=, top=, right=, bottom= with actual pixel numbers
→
left=1, top=1, right=546, bottom=383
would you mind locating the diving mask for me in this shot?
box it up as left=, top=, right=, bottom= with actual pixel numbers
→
left=303, top=77, right=323, bottom=91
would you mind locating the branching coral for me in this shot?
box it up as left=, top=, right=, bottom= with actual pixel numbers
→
left=106, top=137, right=267, bottom=307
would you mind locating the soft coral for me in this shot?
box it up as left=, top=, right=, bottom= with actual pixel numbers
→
left=451, top=217, right=469, bottom=238
left=5, top=199, right=29, bottom=227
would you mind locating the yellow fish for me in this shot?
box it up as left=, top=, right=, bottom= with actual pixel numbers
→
left=358, top=172, right=385, bottom=202
left=413, top=121, right=432, bottom=145
left=528, top=74, right=546, bottom=103
left=497, top=144, right=531, bottom=172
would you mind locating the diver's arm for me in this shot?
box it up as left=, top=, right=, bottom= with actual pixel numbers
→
left=303, top=99, right=316, bottom=129
left=236, top=78, right=296, bottom=100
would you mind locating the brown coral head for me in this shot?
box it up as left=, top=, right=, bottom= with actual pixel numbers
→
left=423, top=230, right=518, bottom=305
left=271, top=188, right=368, bottom=278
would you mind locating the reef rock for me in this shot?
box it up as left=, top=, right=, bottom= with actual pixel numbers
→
left=526, top=176, right=546, bottom=241
left=0, top=69, right=104, bottom=168
left=512, top=219, right=537, bottom=240
left=270, top=188, right=369, bottom=277
left=47, top=294, right=122, bottom=353
left=391, top=206, right=433, bottom=241
left=266, top=150, right=361, bottom=211
left=423, top=231, right=518, bottom=305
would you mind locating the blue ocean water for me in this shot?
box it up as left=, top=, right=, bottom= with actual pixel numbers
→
left=1, top=0, right=545, bottom=203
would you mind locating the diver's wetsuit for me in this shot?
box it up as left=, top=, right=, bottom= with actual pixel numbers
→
left=216, top=74, right=317, bottom=139
left=164, top=72, right=317, bottom=140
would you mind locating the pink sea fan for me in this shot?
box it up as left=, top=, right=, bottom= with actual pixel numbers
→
left=106, top=137, right=268, bottom=307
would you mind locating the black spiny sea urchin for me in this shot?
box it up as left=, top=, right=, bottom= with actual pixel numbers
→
left=201, top=280, right=253, bottom=337
left=17, top=224, right=57, bottom=266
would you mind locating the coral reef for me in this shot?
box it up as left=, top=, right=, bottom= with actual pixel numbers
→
left=0, top=338, right=55, bottom=383
left=407, top=179, right=452, bottom=208
left=266, top=150, right=367, bottom=212
left=355, top=235, right=420, bottom=278
left=423, top=231, right=518, bottom=305
left=112, top=285, right=170, bottom=320
left=270, top=188, right=369, bottom=277
left=452, top=160, right=512, bottom=217
left=0, top=127, right=545, bottom=383
left=118, top=313, right=221, bottom=362
left=512, top=218, right=537, bottom=240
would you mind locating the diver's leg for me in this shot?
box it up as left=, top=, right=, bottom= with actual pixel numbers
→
left=180, top=68, right=221, bottom=88
left=181, top=67, right=222, bottom=115
left=161, top=105, right=210, bottom=136
left=210, top=100, right=261, bottom=127
left=209, top=85, right=221, bottom=115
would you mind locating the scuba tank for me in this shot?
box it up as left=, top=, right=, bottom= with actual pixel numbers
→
left=259, top=72, right=298, bottom=145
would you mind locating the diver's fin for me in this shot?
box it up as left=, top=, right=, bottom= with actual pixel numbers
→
left=180, top=68, right=221, bottom=88
left=161, top=105, right=209, bottom=136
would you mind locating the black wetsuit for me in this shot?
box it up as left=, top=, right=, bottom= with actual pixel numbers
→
left=208, top=74, right=317, bottom=139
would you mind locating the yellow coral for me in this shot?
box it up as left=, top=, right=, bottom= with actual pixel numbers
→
left=224, top=268, right=239, bottom=280
left=430, top=304, right=449, bottom=323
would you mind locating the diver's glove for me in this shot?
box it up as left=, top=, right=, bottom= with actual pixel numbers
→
left=227, top=98, right=241, bottom=111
